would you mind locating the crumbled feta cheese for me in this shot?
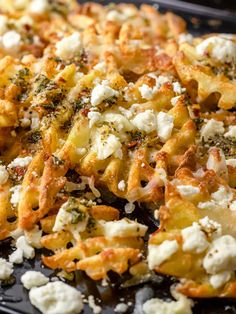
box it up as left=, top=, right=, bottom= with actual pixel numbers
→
left=114, top=303, right=128, bottom=313
left=16, top=235, right=35, bottom=259
left=0, top=258, right=13, bottom=280
left=21, top=271, right=49, bottom=290
left=103, top=113, right=133, bottom=133
left=138, top=84, right=155, bottom=100
left=181, top=223, right=209, bottom=253
left=203, top=235, right=236, bottom=274
left=8, top=156, right=33, bottom=168
left=176, top=185, right=200, bottom=197
left=156, top=112, right=174, bottom=142
left=178, top=33, right=193, bottom=44
left=211, top=185, right=233, bottom=208
left=53, top=199, right=88, bottom=234
left=198, top=216, right=222, bottom=238
left=9, top=248, right=23, bottom=264
left=118, top=180, right=126, bottom=191
left=55, top=32, right=82, bottom=59
left=25, top=226, right=42, bottom=249
left=102, top=218, right=147, bottom=238
left=172, top=82, right=186, bottom=94
left=2, top=30, right=21, bottom=49
left=10, top=185, right=22, bottom=206
left=87, top=295, right=101, bottom=314
left=93, top=133, right=122, bottom=160
left=148, top=240, right=179, bottom=269
left=139, top=75, right=170, bottom=100
left=132, top=110, right=156, bottom=133
left=196, top=36, right=236, bottom=63
left=29, top=281, right=83, bottom=314
left=210, top=271, right=232, bottom=289
left=198, top=201, right=217, bottom=210
left=0, top=165, right=8, bottom=184
left=200, top=119, right=224, bottom=141
left=124, top=202, right=135, bottom=213
left=91, top=82, right=119, bottom=106
left=88, top=111, right=101, bottom=128
left=29, top=0, right=49, bottom=14
left=226, top=159, right=236, bottom=168
left=143, top=288, right=193, bottom=314
left=224, top=125, right=236, bottom=139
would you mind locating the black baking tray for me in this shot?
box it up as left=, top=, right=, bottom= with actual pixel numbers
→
left=1, top=1, right=236, bottom=313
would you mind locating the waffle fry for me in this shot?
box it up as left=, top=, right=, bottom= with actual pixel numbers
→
left=148, top=167, right=236, bottom=297
left=0, top=0, right=235, bottom=306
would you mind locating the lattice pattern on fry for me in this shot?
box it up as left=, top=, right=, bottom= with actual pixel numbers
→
left=174, top=35, right=236, bottom=109
left=148, top=167, right=236, bottom=297
left=40, top=198, right=147, bottom=280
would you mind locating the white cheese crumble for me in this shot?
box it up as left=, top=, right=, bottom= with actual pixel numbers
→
left=200, top=119, right=224, bottom=141
left=118, top=180, right=126, bottom=191
left=209, top=271, right=232, bottom=289
left=139, top=75, right=170, bottom=100
left=131, top=110, right=156, bottom=133
left=211, top=185, right=233, bottom=208
left=143, top=287, right=193, bottom=314
left=203, top=235, right=236, bottom=275
left=21, top=271, right=49, bottom=290
left=53, top=200, right=88, bottom=234
left=138, top=84, right=155, bottom=100
left=124, top=202, right=135, bottom=214
left=181, top=223, right=209, bottom=253
left=176, top=185, right=200, bottom=197
left=148, top=240, right=179, bottom=269
left=93, top=133, right=122, bottom=160
left=16, top=235, right=35, bottom=259
left=9, top=248, right=23, bottom=264
left=10, top=185, right=22, bottom=207
left=198, top=216, right=222, bottom=238
left=91, top=81, right=119, bottom=107
left=55, top=32, right=82, bottom=59
left=114, top=303, right=128, bottom=313
left=29, top=281, right=83, bottom=314
left=224, top=125, right=236, bottom=139
left=87, top=111, right=101, bottom=128
left=196, top=36, right=236, bottom=63
left=156, top=112, right=174, bottom=142
left=2, top=30, right=21, bottom=50
left=172, top=82, right=186, bottom=94
left=102, top=218, right=147, bottom=238
left=0, top=165, right=8, bottom=184
left=0, top=258, right=13, bottom=280
left=8, top=156, right=33, bottom=168
left=87, top=295, right=101, bottom=314
left=25, top=226, right=42, bottom=249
